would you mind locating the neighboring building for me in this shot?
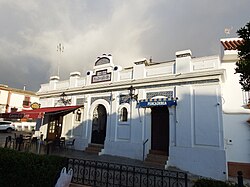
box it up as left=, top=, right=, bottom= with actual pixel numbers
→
left=220, top=38, right=250, bottom=180
left=36, top=38, right=250, bottom=180
left=0, top=84, right=39, bottom=131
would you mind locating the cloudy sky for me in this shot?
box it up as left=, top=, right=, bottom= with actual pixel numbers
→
left=0, top=0, right=249, bottom=91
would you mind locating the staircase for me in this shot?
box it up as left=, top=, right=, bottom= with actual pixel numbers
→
left=144, top=150, right=168, bottom=168
left=84, top=143, right=104, bottom=155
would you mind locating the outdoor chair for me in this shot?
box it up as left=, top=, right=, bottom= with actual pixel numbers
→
left=65, top=139, right=75, bottom=150
left=24, top=136, right=32, bottom=151
left=4, top=136, right=14, bottom=148
left=60, top=137, right=66, bottom=149
left=15, top=135, right=24, bottom=151
left=8, top=133, right=16, bottom=149
left=30, top=137, right=38, bottom=150
left=53, top=138, right=61, bottom=149
left=10, top=135, right=16, bottom=148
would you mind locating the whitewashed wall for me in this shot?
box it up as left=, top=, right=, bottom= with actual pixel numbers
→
left=223, top=114, right=250, bottom=163
left=169, top=84, right=227, bottom=180
left=0, top=89, right=8, bottom=113
left=221, top=54, right=250, bottom=165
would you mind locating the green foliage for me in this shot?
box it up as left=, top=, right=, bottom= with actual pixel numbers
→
left=0, top=148, right=67, bottom=187
left=193, top=178, right=235, bottom=187
left=235, top=21, right=250, bottom=92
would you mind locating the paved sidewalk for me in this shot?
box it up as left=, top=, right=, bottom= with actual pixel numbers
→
left=45, top=147, right=152, bottom=168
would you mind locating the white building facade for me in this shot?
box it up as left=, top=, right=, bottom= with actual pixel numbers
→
left=0, top=85, right=39, bottom=130
left=37, top=38, right=250, bottom=180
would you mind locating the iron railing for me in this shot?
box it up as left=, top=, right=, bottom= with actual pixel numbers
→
left=142, top=139, right=149, bottom=161
left=67, top=158, right=188, bottom=187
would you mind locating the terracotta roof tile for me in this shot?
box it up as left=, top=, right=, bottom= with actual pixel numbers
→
left=221, top=39, right=244, bottom=50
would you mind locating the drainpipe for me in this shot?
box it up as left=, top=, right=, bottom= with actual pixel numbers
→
left=5, top=91, right=12, bottom=113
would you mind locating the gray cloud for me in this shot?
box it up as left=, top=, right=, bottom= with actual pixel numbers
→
left=0, top=0, right=249, bottom=91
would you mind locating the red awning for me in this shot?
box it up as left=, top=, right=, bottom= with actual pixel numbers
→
left=0, top=105, right=83, bottom=119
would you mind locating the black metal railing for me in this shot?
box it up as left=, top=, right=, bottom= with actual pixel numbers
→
left=142, top=139, right=149, bottom=161
left=67, top=158, right=188, bottom=187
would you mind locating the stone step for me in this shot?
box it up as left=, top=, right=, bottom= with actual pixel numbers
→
left=149, top=149, right=167, bottom=156
left=143, top=160, right=165, bottom=169
left=85, top=146, right=103, bottom=152
left=146, top=153, right=168, bottom=160
left=84, top=149, right=100, bottom=155
left=144, top=149, right=168, bottom=168
left=84, top=143, right=103, bottom=154
left=85, top=147, right=102, bottom=153
left=145, top=155, right=167, bottom=164
left=88, top=143, right=104, bottom=148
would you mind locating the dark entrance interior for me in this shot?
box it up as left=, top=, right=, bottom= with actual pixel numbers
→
left=91, top=104, right=107, bottom=144
left=151, top=106, right=169, bottom=156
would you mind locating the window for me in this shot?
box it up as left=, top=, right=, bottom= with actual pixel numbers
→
left=76, top=98, right=85, bottom=105
left=75, top=109, right=82, bottom=122
left=119, top=107, right=128, bottom=122
left=48, top=121, right=56, bottom=133
left=95, top=57, right=110, bottom=66
left=23, top=96, right=30, bottom=108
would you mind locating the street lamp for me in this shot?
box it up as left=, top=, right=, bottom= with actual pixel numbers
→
left=59, top=92, right=71, bottom=106
left=128, top=86, right=138, bottom=101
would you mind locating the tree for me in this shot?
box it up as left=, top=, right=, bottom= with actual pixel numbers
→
left=235, top=21, right=250, bottom=92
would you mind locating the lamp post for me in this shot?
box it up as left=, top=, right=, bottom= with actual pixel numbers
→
left=59, top=92, right=71, bottom=106
left=128, top=85, right=138, bottom=101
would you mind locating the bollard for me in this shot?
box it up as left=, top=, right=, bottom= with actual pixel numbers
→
left=16, top=135, right=23, bottom=151
left=46, top=142, right=50, bottom=155
left=4, top=137, right=8, bottom=148
left=4, top=136, right=12, bottom=148
left=237, top=171, right=243, bottom=187
left=16, top=137, right=21, bottom=151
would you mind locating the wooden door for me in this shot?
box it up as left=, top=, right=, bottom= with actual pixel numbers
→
left=47, top=115, right=63, bottom=140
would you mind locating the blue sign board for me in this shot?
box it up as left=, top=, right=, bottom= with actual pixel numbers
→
left=138, top=98, right=177, bottom=108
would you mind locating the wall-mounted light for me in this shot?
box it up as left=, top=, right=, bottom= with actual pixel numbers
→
left=76, top=109, right=81, bottom=115
left=128, top=85, right=138, bottom=101
left=58, top=92, right=71, bottom=106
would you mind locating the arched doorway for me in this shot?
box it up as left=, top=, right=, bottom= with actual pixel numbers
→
left=151, top=106, right=169, bottom=156
left=91, top=104, right=107, bottom=144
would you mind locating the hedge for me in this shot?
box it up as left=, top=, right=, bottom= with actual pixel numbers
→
left=0, top=148, right=67, bottom=187
left=193, top=178, right=236, bottom=187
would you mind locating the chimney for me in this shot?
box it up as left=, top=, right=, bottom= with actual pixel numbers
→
left=69, top=72, right=81, bottom=88
left=49, top=76, right=60, bottom=90
left=175, top=49, right=192, bottom=74
left=133, top=58, right=147, bottom=80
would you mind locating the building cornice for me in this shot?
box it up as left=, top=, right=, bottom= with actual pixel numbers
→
left=0, top=85, right=37, bottom=96
left=37, top=69, right=225, bottom=98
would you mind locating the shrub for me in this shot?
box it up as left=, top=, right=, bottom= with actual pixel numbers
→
left=0, top=148, right=67, bottom=187
left=193, top=178, right=235, bottom=187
